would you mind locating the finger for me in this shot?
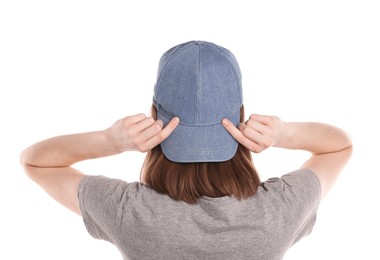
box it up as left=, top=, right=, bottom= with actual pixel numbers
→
left=239, top=122, right=273, bottom=148
left=128, top=117, right=156, bottom=136
left=123, top=113, right=147, bottom=127
left=221, top=119, right=247, bottom=143
left=222, top=119, right=262, bottom=152
left=245, top=119, right=271, bottom=135
left=249, top=114, right=274, bottom=126
left=135, top=119, right=164, bottom=142
left=238, top=123, right=270, bottom=152
left=238, top=123, right=263, bottom=143
left=144, top=117, right=180, bottom=150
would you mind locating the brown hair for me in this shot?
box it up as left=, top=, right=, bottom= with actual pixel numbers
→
left=140, top=105, right=260, bottom=204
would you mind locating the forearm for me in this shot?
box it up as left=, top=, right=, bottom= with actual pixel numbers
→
left=20, top=130, right=119, bottom=168
left=274, top=122, right=352, bottom=154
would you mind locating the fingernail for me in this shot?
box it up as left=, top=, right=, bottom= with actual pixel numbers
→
left=222, top=119, right=229, bottom=126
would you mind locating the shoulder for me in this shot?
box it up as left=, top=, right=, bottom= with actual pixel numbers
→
left=258, top=168, right=321, bottom=213
left=262, top=168, right=320, bottom=195
left=78, top=176, right=144, bottom=240
left=257, top=169, right=321, bottom=243
left=78, top=176, right=137, bottom=215
left=281, top=168, right=321, bottom=195
left=78, top=176, right=161, bottom=208
left=79, top=175, right=130, bottom=196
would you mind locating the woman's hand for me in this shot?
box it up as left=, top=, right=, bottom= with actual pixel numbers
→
left=20, top=113, right=179, bottom=215
left=106, top=113, right=180, bottom=153
left=222, top=114, right=282, bottom=153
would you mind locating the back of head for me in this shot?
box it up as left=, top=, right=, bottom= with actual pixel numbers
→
left=141, top=41, right=260, bottom=203
left=154, top=41, right=242, bottom=162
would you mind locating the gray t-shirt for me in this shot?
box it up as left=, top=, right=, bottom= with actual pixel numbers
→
left=78, top=168, right=320, bottom=260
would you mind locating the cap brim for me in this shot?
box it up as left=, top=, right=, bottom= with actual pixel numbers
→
left=158, top=109, right=240, bottom=163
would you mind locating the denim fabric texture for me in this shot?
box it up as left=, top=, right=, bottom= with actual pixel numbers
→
left=153, top=41, right=243, bottom=162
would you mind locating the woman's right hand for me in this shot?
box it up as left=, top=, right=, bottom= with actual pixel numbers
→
left=224, top=113, right=353, bottom=198
left=222, top=114, right=283, bottom=153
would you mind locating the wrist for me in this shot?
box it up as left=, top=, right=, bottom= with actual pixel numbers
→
left=273, top=119, right=292, bottom=148
left=103, top=127, right=126, bottom=154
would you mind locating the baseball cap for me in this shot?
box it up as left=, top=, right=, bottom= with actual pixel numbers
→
left=153, top=41, right=243, bottom=163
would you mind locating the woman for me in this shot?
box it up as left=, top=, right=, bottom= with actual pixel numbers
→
left=20, top=41, right=352, bottom=259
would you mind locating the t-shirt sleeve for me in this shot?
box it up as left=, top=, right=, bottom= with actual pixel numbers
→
left=264, top=168, right=321, bottom=245
left=78, top=175, right=129, bottom=242
left=283, top=168, right=321, bottom=244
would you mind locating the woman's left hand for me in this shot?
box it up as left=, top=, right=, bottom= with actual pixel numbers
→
left=106, top=113, right=180, bottom=153
left=222, top=114, right=281, bottom=153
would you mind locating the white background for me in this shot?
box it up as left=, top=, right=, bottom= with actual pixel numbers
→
left=1, top=1, right=379, bottom=259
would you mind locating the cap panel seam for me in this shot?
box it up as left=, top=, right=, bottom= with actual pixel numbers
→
left=155, top=44, right=196, bottom=98
left=196, top=44, right=201, bottom=125
left=201, top=44, right=243, bottom=106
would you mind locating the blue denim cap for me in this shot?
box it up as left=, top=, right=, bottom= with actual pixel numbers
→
left=153, top=41, right=242, bottom=162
